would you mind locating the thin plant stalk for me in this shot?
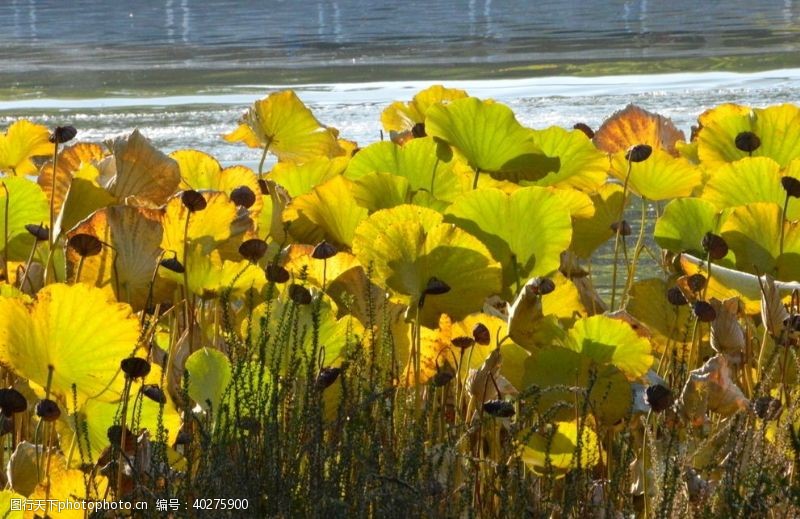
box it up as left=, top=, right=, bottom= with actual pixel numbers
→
left=610, top=158, right=634, bottom=310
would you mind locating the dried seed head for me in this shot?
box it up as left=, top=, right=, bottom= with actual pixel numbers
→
left=573, top=122, right=594, bottom=139
left=180, top=190, right=207, bottom=212
left=120, top=357, right=151, bottom=379
left=315, top=367, right=342, bottom=391
left=667, top=286, right=688, bottom=306
left=472, top=323, right=492, bottom=345
left=106, top=424, right=135, bottom=450
left=701, top=232, right=728, bottom=260
left=288, top=284, right=312, bottom=305
left=35, top=399, right=61, bottom=422
left=735, top=131, right=761, bottom=153
left=753, top=396, right=781, bottom=421
left=483, top=399, right=515, bottom=418
left=611, top=220, right=632, bottom=236
left=25, top=224, right=49, bottom=242
left=68, top=233, right=103, bottom=257
left=411, top=122, right=427, bottom=138
left=451, top=336, right=474, bottom=350
left=687, top=273, right=707, bottom=293
left=141, top=384, right=167, bottom=404
left=424, top=277, right=451, bottom=296
left=693, top=301, right=717, bottom=322
left=266, top=264, right=290, bottom=283
left=238, top=238, right=268, bottom=262
left=645, top=384, right=673, bottom=413
left=626, top=144, right=653, bottom=163
left=528, top=277, right=556, bottom=296
left=230, top=185, right=257, bottom=208
left=50, top=125, right=77, bottom=144
left=0, top=388, right=27, bottom=414
left=431, top=367, right=455, bottom=387
left=782, top=176, right=800, bottom=198
left=159, top=256, right=185, bottom=274
left=312, top=240, right=338, bottom=260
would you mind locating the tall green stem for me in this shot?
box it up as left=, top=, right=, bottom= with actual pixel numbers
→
left=610, top=159, right=633, bottom=310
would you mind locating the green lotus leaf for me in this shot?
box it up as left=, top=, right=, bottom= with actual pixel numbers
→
left=426, top=97, right=559, bottom=183
left=697, top=104, right=800, bottom=170
left=702, top=157, right=800, bottom=219
left=570, top=183, right=624, bottom=259
left=527, top=126, right=608, bottom=190
left=381, top=85, right=468, bottom=133
left=353, top=205, right=502, bottom=327
left=522, top=346, right=632, bottom=426
left=351, top=172, right=411, bottom=212
left=270, top=156, right=349, bottom=197
left=562, top=315, right=653, bottom=378
left=344, top=137, right=465, bottom=201
left=185, top=348, right=232, bottom=412
left=445, top=187, right=572, bottom=294
left=521, top=419, right=601, bottom=475
left=283, top=175, right=368, bottom=249
left=610, top=148, right=700, bottom=200
left=654, top=198, right=723, bottom=257
left=0, top=176, right=49, bottom=261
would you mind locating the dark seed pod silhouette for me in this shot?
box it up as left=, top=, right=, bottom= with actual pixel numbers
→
left=735, top=131, right=761, bottom=153
left=266, top=264, right=290, bottom=283
left=230, top=185, right=257, bottom=208
left=573, top=122, right=594, bottom=139
left=312, top=240, right=338, bottom=260
left=472, top=323, right=491, bottom=345
left=181, top=190, right=207, bottom=212
left=36, top=399, right=61, bottom=422
left=701, top=232, right=728, bottom=260
left=68, top=233, right=103, bottom=257
left=106, top=424, right=136, bottom=451
left=753, top=396, right=781, bottom=421
left=159, top=256, right=185, bottom=274
left=645, top=384, right=673, bottom=412
left=424, top=277, right=451, bottom=296
left=120, top=357, right=151, bottom=379
left=483, top=399, right=515, bottom=418
left=693, top=301, right=716, bottom=322
left=625, top=144, right=653, bottom=163
left=174, top=430, right=192, bottom=446
left=782, top=176, right=800, bottom=198
left=610, top=220, right=632, bottom=236
left=315, top=367, right=341, bottom=391
left=25, top=224, right=49, bottom=242
left=239, top=238, right=268, bottom=262
left=0, top=388, right=27, bottom=414
left=687, top=273, right=707, bottom=293
left=258, top=179, right=270, bottom=195
left=411, top=122, right=427, bottom=138
left=431, top=369, right=455, bottom=387
left=141, top=384, right=167, bottom=404
left=529, top=277, right=556, bottom=296
left=666, top=286, right=688, bottom=306
left=784, top=314, right=800, bottom=333
left=49, top=125, right=77, bottom=144
left=451, top=336, right=475, bottom=349
left=289, top=284, right=312, bottom=305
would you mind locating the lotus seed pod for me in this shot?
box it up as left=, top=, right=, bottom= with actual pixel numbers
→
left=159, top=256, right=185, bottom=274
left=288, top=284, right=312, bottom=305
left=472, top=323, right=491, bottom=345
left=266, top=264, right=290, bottom=283
left=424, top=277, right=451, bottom=295
left=0, top=388, right=27, bottom=414
left=483, top=399, right=515, bottom=418
left=120, top=357, right=151, bottom=379
left=611, top=220, right=632, bottom=236
left=666, top=286, right=688, bottom=306
left=68, top=233, right=103, bottom=257
left=180, top=190, right=207, bottom=212
left=239, top=238, right=268, bottom=262
left=781, top=176, right=800, bottom=198
left=24, top=224, right=49, bottom=242
left=230, top=185, right=257, bottom=208
left=645, top=384, right=673, bottom=413
left=50, top=125, right=77, bottom=144
left=572, top=122, right=594, bottom=139
left=35, top=399, right=61, bottom=422
left=141, top=384, right=167, bottom=404
left=734, top=131, right=760, bottom=153
left=314, top=367, right=341, bottom=391
left=311, top=240, right=338, bottom=260
left=451, top=336, right=475, bottom=350
left=701, top=232, right=728, bottom=260
left=625, top=144, right=652, bottom=163
left=693, top=301, right=716, bottom=322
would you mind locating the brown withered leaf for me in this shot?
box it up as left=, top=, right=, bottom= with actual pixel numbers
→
left=593, top=104, right=685, bottom=156
left=106, top=130, right=180, bottom=206
left=38, top=142, right=107, bottom=215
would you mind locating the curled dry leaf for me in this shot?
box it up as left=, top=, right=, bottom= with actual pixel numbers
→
left=760, top=274, right=789, bottom=338
left=709, top=297, right=745, bottom=363
left=679, top=354, right=749, bottom=427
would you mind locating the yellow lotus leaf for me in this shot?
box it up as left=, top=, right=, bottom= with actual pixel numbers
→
left=593, top=104, right=685, bottom=155
left=283, top=243, right=361, bottom=288
left=654, top=197, right=723, bottom=258
left=381, top=85, right=468, bottom=133
left=269, top=156, right=348, bottom=197
left=66, top=205, right=166, bottom=311
left=283, top=175, right=368, bottom=248
left=543, top=272, right=588, bottom=319
left=172, top=149, right=262, bottom=211
left=344, top=137, right=465, bottom=201
left=54, top=162, right=117, bottom=237
left=160, top=191, right=240, bottom=262
left=0, top=120, right=52, bottom=176
left=610, top=148, right=700, bottom=200
left=38, top=142, right=106, bottom=215
left=697, top=103, right=800, bottom=169
left=350, top=172, right=411, bottom=212
left=254, top=180, right=288, bottom=242
left=521, top=420, right=601, bottom=474
left=426, top=97, right=559, bottom=183
left=0, top=283, right=141, bottom=404
left=563, top=315, right=653, bottom=378
left=0, top=176, right=49, bottom=261
left=627, top=278, right=693, bottom=354
left=159, top=242, right=265, bottom=297
left=445, top=187, right=573, bottom=294
left=0, top=490, right=24, bottom=518
left=570, top=183, right=625, bottom=258
left=27, top=452, right=108, bottom=518
left=528, top=126, right=608, bottom=190
left=352, top=205, right=502, bottom=327
left=223, top=90, right=342, bottom=162
left=106, top=130, right=181, bottom=206
left=703, top=157, right=800, bottom=219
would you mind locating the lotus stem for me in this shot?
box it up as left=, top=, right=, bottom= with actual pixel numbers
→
left=622, top=196, right=649, bottom=307
left=74, top=256, right=85, bottom=284
left=610, top=158, right=634, bottom=310
left=18, top=233, right=40, bottom=292
left=780, top=192, right=790, bottom=260
left=1, top=182, right=8, bottom=278
left=182, top=213, right=195, bottom=351
left=49, top=140, right=59, bottom=250
left=472, top=168, right=481, bottom=190
left=116, top=377, right=132, bottom=498
left=257, top=137, right=272, bottom=179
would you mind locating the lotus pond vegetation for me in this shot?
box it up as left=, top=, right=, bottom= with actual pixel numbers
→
left=0, top=87, right=798, bottom=517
